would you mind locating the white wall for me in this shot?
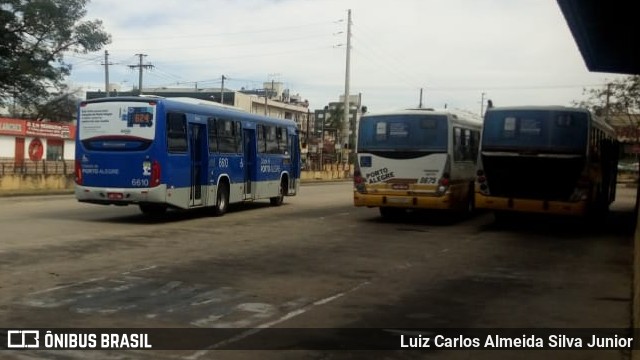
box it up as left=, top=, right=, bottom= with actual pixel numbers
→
left=0, top=137, right=14, bottom=158
left=64, top=139, right=75, bottom=160
left=0, top=135, right=77, bottom=160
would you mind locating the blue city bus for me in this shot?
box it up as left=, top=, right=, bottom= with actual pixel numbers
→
left=75, top=96, right=301, bottom=216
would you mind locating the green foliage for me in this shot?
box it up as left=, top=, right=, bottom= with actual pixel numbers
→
left=33, top=86, right=82, bottom=122
left=325, top=103, right=345, bottom=131
left=575, top=75, right=640, bottom=116
left=0, top=0, right=110, bottom=114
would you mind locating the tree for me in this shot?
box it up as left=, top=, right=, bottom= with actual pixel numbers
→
left=324, top=104, right=345, bottom=162
left=325, top=103, right=345, bottom=135
left=33, top=86, right=83, bottom=122
left=575, top=75, right=640, bottom=142
left=0, top=0, right=110, bottom=115
left=576, top=76, right=640, bottom=215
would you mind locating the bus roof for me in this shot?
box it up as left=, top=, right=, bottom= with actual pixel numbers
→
left=81, top=96, right=298, bottom=129
left=485, top=105, right=589, bottom=112
left=363, top=108, right=483, bottom=128
left=485, top=105, right=615, bottom=136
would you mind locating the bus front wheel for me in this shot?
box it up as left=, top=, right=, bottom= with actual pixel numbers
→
left=213, top=183, right=229, bottom=216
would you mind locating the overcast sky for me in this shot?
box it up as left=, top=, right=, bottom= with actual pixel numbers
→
left=65, top=0, right=624, bottom=114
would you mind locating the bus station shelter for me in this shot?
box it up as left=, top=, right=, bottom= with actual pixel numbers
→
left=556, top=0, right=640, bottom=350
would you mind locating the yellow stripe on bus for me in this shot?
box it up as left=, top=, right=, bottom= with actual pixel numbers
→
left=474, top=193, right=588, bottom=216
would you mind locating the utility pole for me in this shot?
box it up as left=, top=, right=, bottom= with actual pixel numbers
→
left=419, top=88, right=423, bottom=108
left=320, top=107, right=327, bottom=170
left=343, top=9, right=352, bottom=164
left=102, top=50, right=113, bottom=97
left=128, top=54, right=154, bottom=94
left=220, top=75, right=226, bottom=104
left=306, top=109, right=310, bottom=145
left=480, top=92, right=486, bottom=116
left=264, top=95, right=268, bottom=116
left=605, top=82, right=612, bottom=123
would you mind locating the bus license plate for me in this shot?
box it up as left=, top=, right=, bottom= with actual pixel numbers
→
left=388, top=197, right=410, bottom=204
left=108, top=192, right=124, bottom=200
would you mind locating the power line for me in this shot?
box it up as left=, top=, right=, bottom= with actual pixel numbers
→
left=114, top=20, right=336, bottom=40
left=128, top=54, right=154, bottom=92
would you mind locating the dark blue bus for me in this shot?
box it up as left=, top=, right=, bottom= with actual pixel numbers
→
left=475, top=106, right=618, bottom=217
left=75, top=96, right=300, bottom=216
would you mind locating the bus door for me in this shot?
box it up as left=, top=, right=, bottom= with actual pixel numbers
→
left=289, top=133, right=300, bottom=193
left=189, top=123, right=207, bottom=207
left=243, top=128, right=256, bottom=199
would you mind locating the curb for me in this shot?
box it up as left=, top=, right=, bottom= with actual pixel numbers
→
left=0, top=179, right=353, bottom=198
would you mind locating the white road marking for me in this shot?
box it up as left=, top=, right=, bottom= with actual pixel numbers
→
left=28, top=265, right=158, bottom=296
left=28, top=277, right=106, bottom=296
left=184, top=280, right=370, bottom=360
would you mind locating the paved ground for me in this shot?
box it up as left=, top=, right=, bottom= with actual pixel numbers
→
left=0, top=183, right=634, bottom=359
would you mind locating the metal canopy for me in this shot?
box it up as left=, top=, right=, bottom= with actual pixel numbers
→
left=557, top=0, right=640, bottom=75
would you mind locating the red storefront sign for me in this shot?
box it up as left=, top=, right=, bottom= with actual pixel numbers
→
left=0, top=117, right=76, bottom=139
left=28, top=138, right=44, bottom=161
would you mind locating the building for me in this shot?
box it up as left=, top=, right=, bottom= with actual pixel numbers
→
left=310, top=94, right=365, bottom=167
left=0, top=117, right=76, bottom=164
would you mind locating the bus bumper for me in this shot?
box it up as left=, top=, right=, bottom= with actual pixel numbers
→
left=353, top=192, right=454, bottom=210
left=474, top=193, right=587, bottom=215
left=75, top=185, right=167, bottom=205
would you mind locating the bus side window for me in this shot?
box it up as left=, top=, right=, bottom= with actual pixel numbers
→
left=277, top=127, right=289, bottom=154
left=217, top=119, right=235, bottom=153
left=235, top=121, right=243, bottom=153
left=590, top=130, right=601, bottom=163
left=470, top=130, right=480, bottom=162
left=167, top=112, right=188, bottom=153
left=208, top=118, right=218, bottom=153
left=453, top=127, right=463, bottom=161
left=463, top=128, right=472, bottom=161
left=266, top=126, right=279, bottom=154
left=257, top=125, right=267, bottom=153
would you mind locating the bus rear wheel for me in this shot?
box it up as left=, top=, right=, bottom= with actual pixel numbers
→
left=379, top=207, right=405, bottom=219
left=139, top=203, right=167, bottom=216
left=270, top=179, right=286, bottom=206
left=213, top=183, right=229, bottom=216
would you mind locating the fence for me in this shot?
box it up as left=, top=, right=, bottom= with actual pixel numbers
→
left=0, top=160, right=75, bottom=176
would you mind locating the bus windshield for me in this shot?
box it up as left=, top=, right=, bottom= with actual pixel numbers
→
left=357, top=114, right=448, bottom=152
left=482, top=109, right=589, bottom=153
left=79, top=101, right=156, bottom=151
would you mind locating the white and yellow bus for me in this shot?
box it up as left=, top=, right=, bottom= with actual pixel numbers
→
left=353, top=109, right=482, bottom=218
left=475, top=106, right=619, bottom=218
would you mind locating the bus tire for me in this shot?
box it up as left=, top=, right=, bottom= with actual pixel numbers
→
left=379, top=206, right=404, bottom=219
left=494, top=211, right=512, bottom=224
left=464, top=183, right=475, bottom=216
left=139, top=203, right=167, bottom=216
left=213, top=182, right=229, bottom=216
left=270, top=179, right=287, bottom=206
left=588, top=185, right=610, bottom=218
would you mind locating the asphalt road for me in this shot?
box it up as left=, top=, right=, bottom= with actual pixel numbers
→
left=0, top=183, right=634, bottom=359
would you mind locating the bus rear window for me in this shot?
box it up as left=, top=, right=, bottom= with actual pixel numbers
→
left=82, top=136, right=152, bottom=151
left=359, top=115, right=448, bottom=151
left=482, top=110, right=588, bottom=152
